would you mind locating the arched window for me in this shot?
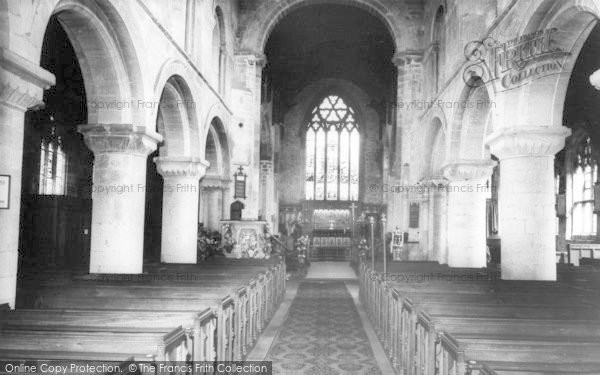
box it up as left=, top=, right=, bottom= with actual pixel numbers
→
left=571, top=136, right=597, bottom=236
left=305, top=95, right=359, bottom=201
left=39, top=124, right=67, bottom=195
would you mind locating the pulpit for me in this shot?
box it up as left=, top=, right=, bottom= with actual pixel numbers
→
left=220, top=220, right=270, bottom=259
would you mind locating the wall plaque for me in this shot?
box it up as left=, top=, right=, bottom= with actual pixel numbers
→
left=233, top=166, right=247, bottom=199
left=409, top=202, right=419, bottom=228
left=0, top=175, right=10, bottom=209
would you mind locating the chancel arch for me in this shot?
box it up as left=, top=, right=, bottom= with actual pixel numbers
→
left=238, top=0, right=404, bottom=55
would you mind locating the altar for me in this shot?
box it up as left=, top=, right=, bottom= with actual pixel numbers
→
left=220, top=220, right=271, bottom=259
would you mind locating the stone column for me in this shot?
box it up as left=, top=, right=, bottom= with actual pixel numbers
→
left=428, top=177, right=449, bottom=264
left=0, top=48, right=54, bottom=308
left=200, top=175, right=224, bottom=231
left=221, top=181, right=232, bottom=221
left=388, top=52, right=423, bottom=232
left=442, top=160, right=496, bottom=268
left=260, top=160, right=275, bottom=227
left=231, top=53, right=266, bottom=220
left=487, top=126, right=570, bottom=280
left=79, top=124, right=162, bottom=274
left=155, top=156, right=208, bottom=264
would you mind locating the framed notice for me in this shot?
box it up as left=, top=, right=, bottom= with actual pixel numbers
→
left=0, top=175, right=10, bottom=209
left=409, top=202, right=419, bottom=228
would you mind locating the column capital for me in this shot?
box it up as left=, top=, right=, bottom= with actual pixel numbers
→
left=154, top=156, right=209, bottom=178
left=235, top=51, right=267, bottom=68
left=486, top=126, right=571, bottom=159
left=0, top=48, right=55, bottom=111
left=201, top=174, right=228, bottom=189
left=78, top=124, right=163, bottom=156
left=425, top=175, right=449, bottom=187
left=442, top=159, right=496, bottom=181
left=392, top=50, right=424, bottom=67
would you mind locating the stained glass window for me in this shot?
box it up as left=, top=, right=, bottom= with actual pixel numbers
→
left=39, top=126, right=67, bottom=196
left=305, top=95, right=359, bottom=201
left=571, top=136, right=597, bottom=236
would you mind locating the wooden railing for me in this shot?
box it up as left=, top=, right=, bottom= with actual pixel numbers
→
left=358, top=264, right=498, bottom=375
left=162, top=260, right=287, bottom=364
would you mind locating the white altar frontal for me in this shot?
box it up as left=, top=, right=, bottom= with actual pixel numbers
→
left=220, top=220, right=270, bottom=259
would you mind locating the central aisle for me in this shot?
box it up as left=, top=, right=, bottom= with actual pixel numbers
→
left=263, top=281, right=389, bottom=375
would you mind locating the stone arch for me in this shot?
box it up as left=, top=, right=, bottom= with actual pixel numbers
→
left=33, top=0, right=144, bottom=125
left=449, top=79, right=495, bottom=160
left=155, top=75, right=200, bottom=157
left=500, top=0, right=600, bottom=129
left=429, top=4, right=445, bottom=94
left=423, top=116, right=447, bottom=177
left=205, top=116, right=231, bottom=179
left=239, top=0, right=403, bottom=54
left=200, top=116, right=231, bottom=228
left=459, top=85, right=494, bottom=159
left=213, top=5, right=226, bottom=93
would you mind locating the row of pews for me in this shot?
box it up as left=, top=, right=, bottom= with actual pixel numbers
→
left=359, top=262, right=600, bottom=374
left=0, top=258, right=286, bottom=371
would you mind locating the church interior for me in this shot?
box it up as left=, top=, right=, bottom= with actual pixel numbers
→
left=1, top=0, right=600, bottom=374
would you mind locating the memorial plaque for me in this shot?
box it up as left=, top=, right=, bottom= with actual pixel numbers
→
left=0, top=175, right=10, bottom=209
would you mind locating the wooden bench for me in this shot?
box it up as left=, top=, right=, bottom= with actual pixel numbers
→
left=2, top=259, right=286, bottom=369
left=359, top=263, right=600, bottom=375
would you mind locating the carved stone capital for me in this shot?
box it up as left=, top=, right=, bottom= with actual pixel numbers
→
left=426, top=175, right=449, bottom=187
left=392, top=50, right=424, bottom=67
left=201, top=174, right=228, bottom=189
left=78, top=124, right=163, bottom=156
left=486, top=126, right=571, bottom=159
left=154, top=156, right=209, bottom=179
left=236, top=52, right=267, bottom=68
left=442, top=159, right=496, bottom=181
left=0, top=48, right=55, bottom=111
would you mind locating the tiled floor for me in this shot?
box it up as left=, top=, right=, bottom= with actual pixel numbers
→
left=264, top=281, right=384, bottom=375
left=305, top=261, right=357, bottom=279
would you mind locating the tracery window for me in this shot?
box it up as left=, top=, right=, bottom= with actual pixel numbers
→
left=571, top=136, right=597, bottom=236
left=305, top=95, right=359, bottom=201
left=39, top=125, right=67, bottom=196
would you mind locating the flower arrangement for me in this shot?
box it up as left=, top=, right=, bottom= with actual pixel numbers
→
left=295, top=235, right=309, bottom=266
left=197, top=228, right=223, bottom=261
left=357, top=238, right=369, bottom=258
left=221, top=223, right=235, bottom=254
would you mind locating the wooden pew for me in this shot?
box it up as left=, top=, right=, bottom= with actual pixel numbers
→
left=3, top=259, right=286, bottom=369
left=358, top=264, right=600, bottom=375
